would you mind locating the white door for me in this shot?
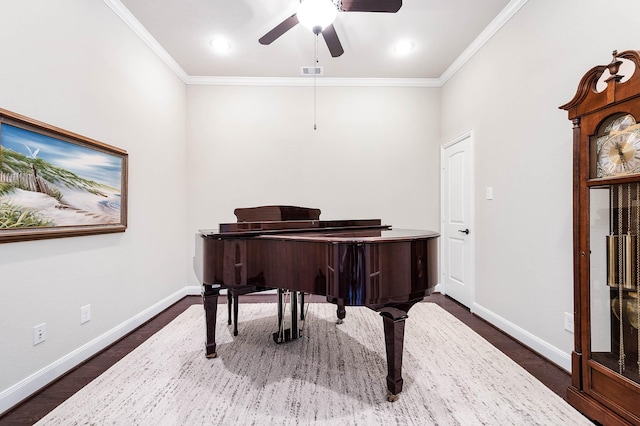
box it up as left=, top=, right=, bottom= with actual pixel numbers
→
left=441, top=131, right=475, bottom=308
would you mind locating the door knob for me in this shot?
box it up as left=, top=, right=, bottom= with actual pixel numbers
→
left=458, top=228, right=470, bottom=235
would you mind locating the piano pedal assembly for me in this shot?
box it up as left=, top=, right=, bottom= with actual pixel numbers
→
left=273, top=328, right=299, bottom=343
left=273, top=289, right=310, bottom=344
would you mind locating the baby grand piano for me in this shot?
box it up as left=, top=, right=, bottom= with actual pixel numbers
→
left=193, top=206, right=439, bottom=401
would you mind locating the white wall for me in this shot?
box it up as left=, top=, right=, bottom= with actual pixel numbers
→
left=185, top=84, right=442, bottom=286
left=441, top=0, right=640, bottom=367
left=0, top=0, right=188, bottom=411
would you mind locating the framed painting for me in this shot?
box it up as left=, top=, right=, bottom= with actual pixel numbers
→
left=0, top=108, right=128, bottom=243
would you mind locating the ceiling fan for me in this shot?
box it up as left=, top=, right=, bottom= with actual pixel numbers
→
left=258, top=0, right=402, bottom=58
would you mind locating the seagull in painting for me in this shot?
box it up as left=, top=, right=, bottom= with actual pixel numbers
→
left=22, top=143, right=40, bottom=159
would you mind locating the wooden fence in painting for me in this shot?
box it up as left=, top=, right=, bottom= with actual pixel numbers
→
left=0, top=172, right=57, bottom=198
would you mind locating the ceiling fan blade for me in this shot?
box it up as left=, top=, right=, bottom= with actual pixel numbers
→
left=259, top=14, right=299, bottom=45
left=321, top=24, right=344, bottom=57
left=340, top=0, right=402, bottom=13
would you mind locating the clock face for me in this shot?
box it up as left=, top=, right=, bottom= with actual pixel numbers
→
left=595, top=114, right=640, bottom=178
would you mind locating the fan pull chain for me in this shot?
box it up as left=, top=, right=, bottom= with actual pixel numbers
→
left=313, top=34, right=318, bottom=131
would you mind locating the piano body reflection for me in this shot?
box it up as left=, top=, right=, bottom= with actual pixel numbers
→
left=193, top=206, right=439, bottom=401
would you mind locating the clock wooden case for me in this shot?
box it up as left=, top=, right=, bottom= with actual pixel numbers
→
left=561, top=50, right=640, bottom=425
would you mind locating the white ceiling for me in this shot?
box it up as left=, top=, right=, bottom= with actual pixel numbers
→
left=114, top=0, right=518, bottom=82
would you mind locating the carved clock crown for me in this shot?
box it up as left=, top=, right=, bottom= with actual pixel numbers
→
left=561, top=50, right=640, bottom=118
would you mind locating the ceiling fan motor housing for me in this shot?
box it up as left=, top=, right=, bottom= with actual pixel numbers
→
left=258, top=0, right=402, bottom=57
left=297, top=0, right=338, bottom=33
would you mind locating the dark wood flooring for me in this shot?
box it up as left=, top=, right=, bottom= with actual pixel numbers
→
left=0, top=293, right=572, bottom=425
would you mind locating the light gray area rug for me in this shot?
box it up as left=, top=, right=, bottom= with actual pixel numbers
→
left=36, top=303, right=590, bottom=425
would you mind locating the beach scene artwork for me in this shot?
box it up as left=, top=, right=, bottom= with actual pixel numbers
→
left=0, top=123, right=124, bottom=229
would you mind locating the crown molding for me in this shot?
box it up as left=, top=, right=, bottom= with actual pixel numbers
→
left=104, top=0, right=527, bottom=88
left=439, top=0, right=529, bottom=84
left=186, top=76, right=441, bottom=87
left=102, top=0, right=189, bottom=83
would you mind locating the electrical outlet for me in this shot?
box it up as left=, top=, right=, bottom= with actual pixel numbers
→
left=80, top=304, right=91, bottom=324
left=33, top=323, right=46, bottom=345
left=564, top=312, right=574, bottom=333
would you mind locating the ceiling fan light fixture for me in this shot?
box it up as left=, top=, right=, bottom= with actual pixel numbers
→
left=394, top=40, right=414, bottom=55
left=210, top=37, right=231, bottom=53
left=297, top=0, right=338, bottom=35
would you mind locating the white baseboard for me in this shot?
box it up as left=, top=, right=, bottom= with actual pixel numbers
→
left=1, top=285, right=571, bottom=415
left=0, top=286, right=196, bottom=416
left=472, top=301, right=571, bottom=372
left=185, top=285, right=201, bottom=296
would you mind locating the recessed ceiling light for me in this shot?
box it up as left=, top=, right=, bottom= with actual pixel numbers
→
left=210, top=37, right=231, bottom=53
left=394, top=40, right=414, bottom=55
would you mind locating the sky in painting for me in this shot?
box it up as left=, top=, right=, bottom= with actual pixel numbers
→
left=1, top=124, right=122, bottom=189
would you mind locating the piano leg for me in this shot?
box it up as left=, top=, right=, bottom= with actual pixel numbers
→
left=202, top=284, right=220, bottom=358
left=277, top=288, right=283, bottom=333
left=227, top=292, right=232, bottom=325
left=326, top=297, right=347, bottom=324
left=232, top=292, right=240, bottom=336
left=291, top=290, right=299, bottom=339
left=378, top=305, right=411, bottom=402
left=336, top=302, right=346, bottom=324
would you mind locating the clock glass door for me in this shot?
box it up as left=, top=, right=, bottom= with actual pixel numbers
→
left=590, top=184, right=640, bottom=383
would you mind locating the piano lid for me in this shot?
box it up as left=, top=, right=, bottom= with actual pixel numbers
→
left=258, top=228, right=440, bottom=243
left=210, top=219, right=386, bottom=237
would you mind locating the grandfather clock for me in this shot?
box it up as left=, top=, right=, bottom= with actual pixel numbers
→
left=561, top=50, right=640, bottom=425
